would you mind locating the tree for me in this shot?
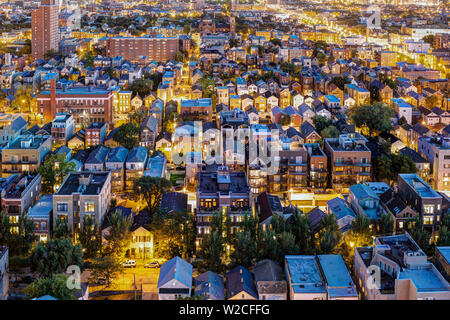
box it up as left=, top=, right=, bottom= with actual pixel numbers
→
left=24, top=274, right=77, bottom=300
left=103, top=66, right=117, bottom=79
left=200, top=77, right=216, bottom=98
left=0, top=211, right=36, bottom=256
left=330, top=76, right=351, bottom=91
left=378, top=213, right=394, bottom=235
left=128, top=79, right=153, bottom=98
left=128, top=110, right=147, bottom=127
left=78, top=215, right=101, bottom=260
left=230, top=230, right=258, bottom=268
left=436, top=226, right=450, bottom=246
left=320, top=125, right=339, bottom=138
left=280, top=114, right=291, bottom=126
left=317, top=213, right=341, bottom=254
left=198, top=230, right=225, bottom=273
left=174, top=51, right=185, bottom=63
left=151, top=210, right=196, bottom=261
left=258, top=228, right=280, bottom=262
left=424, top=95, right=438, bottom=109
left=30, top=238, right=83, bottom=277
left=132, top=176, right=172, bottom=215
left=278, top=231, right=300, bottom=259
left=113, top=123, right=140, bottom=150
left=149, top=72, right=163, bottom=91
left=52, top=219, right=71, bottom=239
left=102, top=208, right=132, bottom=261
left=12, top=85, right=33, bottom=112
left=348, top=102, right=395, bottom=137
left=81, top=51, right=95, bottom=67
left=291, top=211, right=315, bottom=254
left=375, top=153, right=417, bottom=184
left=39, top=153, right=75, bottom=194
left=183, top=24, right=191, bottom=34
left=422, top=35, right=434, bottom=46
left=406, top=218, right=432, bottom=256
left=89, top=255, right=122, bottom=287
left=313, top=115, right=333, bottom=133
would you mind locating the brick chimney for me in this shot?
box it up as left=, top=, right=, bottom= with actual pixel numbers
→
left=50, top=78, right=57, bottom=121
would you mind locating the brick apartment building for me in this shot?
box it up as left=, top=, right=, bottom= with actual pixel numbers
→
left=37, top=79, right=115, bottom=127
left=100, top=36, right=180, bottom=62
left=31, top=0, right=59, bottom=61
left=324, top=134, right=372, bottom=192
left=196, top=166, right=252, bottom=238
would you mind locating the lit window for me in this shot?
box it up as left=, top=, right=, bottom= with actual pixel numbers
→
left=84, top=202, right=95, bottom=213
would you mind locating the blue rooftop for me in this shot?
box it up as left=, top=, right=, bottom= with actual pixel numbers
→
left=158, top=256, right=193, bottom=289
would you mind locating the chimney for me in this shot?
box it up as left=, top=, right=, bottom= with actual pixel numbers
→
left=50, top=78, right=57, bottom=120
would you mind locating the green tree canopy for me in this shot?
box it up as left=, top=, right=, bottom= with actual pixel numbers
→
left=24, top=274, right=77, bottom=300
left=348, top=102, right=395, bottom=137
left=132, top=176, right=172, bottom=215
left=30, top=238, right=83, bottom=277
left=78, top=215, right=102, bottom=260
left=39, top=153, right=75, bottom=195
left=113, top=122, right=140, bottom=150
left=128, top=78, right=154, bottom=98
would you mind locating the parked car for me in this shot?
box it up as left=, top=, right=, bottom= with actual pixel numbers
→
left=95, top=277, right=111, bottom=285
left=122, top=260, right=136, bottom=268
left=144, top=261, right=160, bottom=268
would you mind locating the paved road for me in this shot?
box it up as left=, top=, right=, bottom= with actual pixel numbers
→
left=85, top=260, right=161, bottom=300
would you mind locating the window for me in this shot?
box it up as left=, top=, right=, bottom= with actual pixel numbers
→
left=57, top=202, right=68, bottom=212
left=424, top=205, right=434, bottom=214
left=424, top=216, right=434, bottom=225
left=84, top=202, right=95, bottom=213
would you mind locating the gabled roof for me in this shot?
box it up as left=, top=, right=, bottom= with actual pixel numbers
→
left=226, top=265, right=258, bottom=299
left=307, top=207, right=326, bottom=233
left=195, top=271, right=225, bottom=300
left=106, top=146, right=128, bottom=163
left=85, top=145, right=109, bottom=164
left=300, top=121, right=318, bottom=139
left=253, top=259, right=284, bottom=282
left=126, top=146, right=148, bottom=163
left=158, top=256, right=193, bottom=289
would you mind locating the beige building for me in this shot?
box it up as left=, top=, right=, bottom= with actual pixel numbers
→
left=418, top=135, right=450, bottom=192
left=2, top=135, right=51, bottom=177
left=53, top=172, right=111, bottom=236
left=354, top=233, right=450, bottom=300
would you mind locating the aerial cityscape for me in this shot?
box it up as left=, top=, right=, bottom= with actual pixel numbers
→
left=0, top=0, right=449, bottom=304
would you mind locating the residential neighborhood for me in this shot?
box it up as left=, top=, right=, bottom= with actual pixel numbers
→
left=0, top=0, right=449, bottom=304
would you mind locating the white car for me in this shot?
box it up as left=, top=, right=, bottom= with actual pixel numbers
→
left=122, top=260, right=136, bottom=268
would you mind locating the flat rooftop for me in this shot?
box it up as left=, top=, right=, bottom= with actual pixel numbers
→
left=56, top=172, right=109, bottom=196
left=28, top=195, right=53, bottom=219
left=399, top=174, right=441, bottom=199
left=285, top=256, right=326, bottom=294
left=198, top=170, right=249, bottom=194
left=7, top=135, right=50, bottom=150
left=436, top=247, right=450, bottom=264
left=399, top=268, right=449, bottom=292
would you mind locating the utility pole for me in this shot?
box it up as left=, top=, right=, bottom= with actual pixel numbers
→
left=134, top=273, right=137, bottom=300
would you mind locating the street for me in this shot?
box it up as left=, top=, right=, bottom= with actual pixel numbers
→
left=83, top=259, right=162, bottom=300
